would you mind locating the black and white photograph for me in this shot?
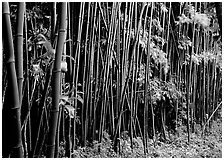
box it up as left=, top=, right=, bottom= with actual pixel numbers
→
left=1, top=1, right=222, bottom=158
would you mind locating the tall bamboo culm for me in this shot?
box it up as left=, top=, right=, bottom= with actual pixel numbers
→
left=46, top=2, right=67, bottom=158
left=2, top=2, right=24, bottom=158
left=15, top=2, right=25, bottom=103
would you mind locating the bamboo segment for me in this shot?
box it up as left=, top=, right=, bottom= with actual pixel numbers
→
left=15, top=2, right=25, bottom=104
left=2, top=2, right=24, bottom=158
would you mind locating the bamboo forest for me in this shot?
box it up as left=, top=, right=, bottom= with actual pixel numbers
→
left=1, top=2, right=222, bottom=158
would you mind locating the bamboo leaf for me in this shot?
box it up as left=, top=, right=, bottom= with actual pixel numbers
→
left=64, top=105, right=75, bottom=118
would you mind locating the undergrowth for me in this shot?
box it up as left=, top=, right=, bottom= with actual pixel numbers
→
left=58, top=119, right=222, bottom=158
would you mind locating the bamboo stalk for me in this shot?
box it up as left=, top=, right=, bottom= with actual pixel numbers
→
left=92, top=11, right=101, bottom=140
left=32, top=62, right=53, bottom=157
left=201, top=102, right=222, bottom=137
left=54, top=105, right=62, bottom=157
left=85, top=2, right=97, bottom=145
left=23, top=3, right=32, bottom=157
left=113, top=2, right=134, bottom=153
left=99, top=2, right=117, bottom=143
left=143, top=2, right=154, bottom=153
left=46, top=2, right=67, bottom=158
left=15, top=2, right=25, bottom=104
left=72, top=2, right=85, bottom=150
left=51, top=2, right=57, bottom=43
left=81, top=2, right=91, bottom=146
left=186, top=2, right=197, bottom=142
left=2, top=2, right=24, bottom=157
left=66, top=3, right=72, bottom=82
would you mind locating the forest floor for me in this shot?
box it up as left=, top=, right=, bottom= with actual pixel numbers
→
left=59, top=119, right=222, bottom=158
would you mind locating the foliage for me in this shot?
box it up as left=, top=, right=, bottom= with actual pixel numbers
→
left=138, top=77, right=182, bottom=105
left=59, top=119, right=222, bottom=158
left=184, top=49, right=222, bottom=69
left=71, top=131, right=117, bottom=158
left=177, top=4, right=210, bottom=28
left=178, top=35, right=192, bottom=50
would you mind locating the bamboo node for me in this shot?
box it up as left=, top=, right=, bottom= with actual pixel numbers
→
left=52, top=69, right=62, bottom=73
left=6, top=58, right=15, bottom=64
left=15, top=34, right=23, bottom=37
left=50, top=109, right=59, bottom=113
left=59, top=29, right=66, bottom=32
left=46, top=144, right=55, bottom=147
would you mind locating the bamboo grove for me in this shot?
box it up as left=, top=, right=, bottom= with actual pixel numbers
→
left=2, top=2, right=222, bottom=158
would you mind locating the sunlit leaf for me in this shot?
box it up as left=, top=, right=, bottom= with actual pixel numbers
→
left=77, top=94, right=84, bottom=104
left=60, top=95, right=69, bottom=105
left=64, top=105, right=75, bottom=118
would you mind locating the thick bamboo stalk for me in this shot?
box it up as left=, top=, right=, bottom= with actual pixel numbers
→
left=15, top=2, right=25, bottom=104
left=46, top=2, right=67, bottom=158
left=54, top=105, right=62, bottom=157
left=2, top=2, right=24, bottom=157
